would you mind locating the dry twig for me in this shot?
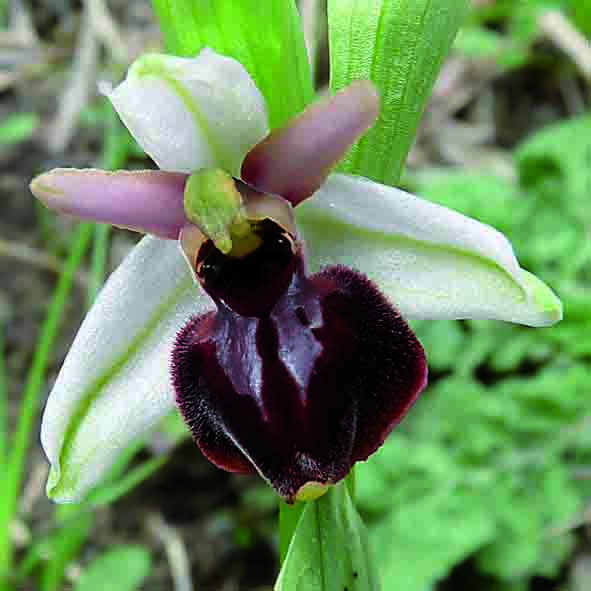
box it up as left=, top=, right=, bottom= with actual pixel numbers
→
left=147, top=513, right=193, bottom=591
left=539, top=11, right=591, bottom=79
left=0, top=237, right=88, bottom=289
left=10, top=0, right=38, bottom=46
left=46, top=8, right=98, bottom=153
left=19, top=457, right=48, bottom=514
left=571, top=552, right=591, bottom=591
left=85, top=0, right=129, bottom=63
left=300, top=0, right=319, bottom=78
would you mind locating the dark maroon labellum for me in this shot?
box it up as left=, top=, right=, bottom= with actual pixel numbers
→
left=172, top=219, right=427, bottom=501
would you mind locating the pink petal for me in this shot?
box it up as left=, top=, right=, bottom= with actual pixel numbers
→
left=241, top=81, right=379, bottom=206
left=30, top=169, right=189, bottom=239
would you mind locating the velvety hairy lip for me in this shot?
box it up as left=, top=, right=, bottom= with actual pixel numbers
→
left=172, top=237, right=427, bottom=501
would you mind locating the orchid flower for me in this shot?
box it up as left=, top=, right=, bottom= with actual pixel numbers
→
left=30, top=49, right=561, bottom=504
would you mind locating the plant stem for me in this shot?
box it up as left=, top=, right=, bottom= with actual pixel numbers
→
left=0, top=329, right=7, bottom=465
left=277, top=466, right=358, bottom=564
left=345, top=466, right=356, bottom=500
left=0, top=0, right=6, bottom=29
left=87, top=224, right=111, bottom=307
left=279, top=501, right=305, bottom=564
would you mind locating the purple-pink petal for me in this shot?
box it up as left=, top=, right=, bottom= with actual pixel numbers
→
left=30, top=169, right=189, bottom=239
left=241, top=81, right=379, bottom=206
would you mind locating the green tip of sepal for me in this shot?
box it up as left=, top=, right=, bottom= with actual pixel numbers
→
left=183, top=169, right=244, bottom=254
left=46, top=465, right=59, bottom=499
left=128, top=53, right=169, bottom=79
left=520, top=269, right=563, bottom=326
left=46, top=464, right=80, bottom=504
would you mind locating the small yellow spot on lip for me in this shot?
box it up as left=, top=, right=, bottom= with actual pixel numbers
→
left=294, top=481, right=330, bottom=502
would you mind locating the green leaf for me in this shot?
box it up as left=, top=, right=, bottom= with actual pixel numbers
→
left=356, top=438, right=496, bottom=591
left=454, top=26, right=506, bottom=57
left=373, top=488, right=494, bottom=590
left=476, top=466, right=577, bottom=579
left=516, top=115, right=591, bottom=223
left=569, top=0, right=591, bottom=36
left=74, top=545, right=151, bottom=591
left=0, top=113, right=37, bottom=145
left=151, top=0, right=313, bottom=129
left=410, top=319, right=467, bottom=373
left=275, top=482, right=381, bottom=591
left=0, top=329, right=7, bottom=464
left=453, top=26, right=529, bottom=68
left=155, top=410, right=191, bottom=447
left=508, top=1, right=563, bottom=45
left=279, top=501, right=305, bottom=565
left=86, top=455, right=166, bottom=506
left=327, top=0, right=469, bottom=185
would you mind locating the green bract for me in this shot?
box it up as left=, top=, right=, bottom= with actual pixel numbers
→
left=151, top=0, right=313, bottom=128
left=328, top=0, right=470, bottom=185
left=276, top=481, right=381, bottom=591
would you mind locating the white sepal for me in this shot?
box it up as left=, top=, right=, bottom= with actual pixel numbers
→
left=41, top=236, right=213, bottom=502
left=109, top=49, right=269, bottom=176
left=297, top=174, right=561, bottom=326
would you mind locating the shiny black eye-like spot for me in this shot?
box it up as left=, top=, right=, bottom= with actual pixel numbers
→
left=197, top=254, right=224, bottom=286
left=270, top=232, right=294, bottom=261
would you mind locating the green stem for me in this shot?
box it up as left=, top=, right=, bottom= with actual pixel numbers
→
left=86, top=103, right=130, bottom=308
left=0, top=223, right=94, bottom=583
left=0, top=328, right=6, bottom=465
left=87, top=225, right=111, bottom=307
left=279, top=501, right=305, bottom=564
left=278, top=466, right=357, bottom=564
left=0, top=0, right=6, bottom=29
left=345, top=467, right=356, bottom=501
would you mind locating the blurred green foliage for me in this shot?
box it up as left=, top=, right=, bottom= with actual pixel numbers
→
left=570, top=2, right=591, bottom=37
left=456, top=0, right=591, bottom=69
left=0, top=114, right=38, bottom=146
left=354, top=114, right=590, bottom=591
left=73, top=545, right=151, bottom=591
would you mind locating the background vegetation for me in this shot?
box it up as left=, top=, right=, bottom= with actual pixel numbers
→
left=1, top=0, right=589, bottom=589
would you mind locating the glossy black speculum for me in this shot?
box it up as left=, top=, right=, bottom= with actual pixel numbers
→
left=172, top=216, right=427, bottom=502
